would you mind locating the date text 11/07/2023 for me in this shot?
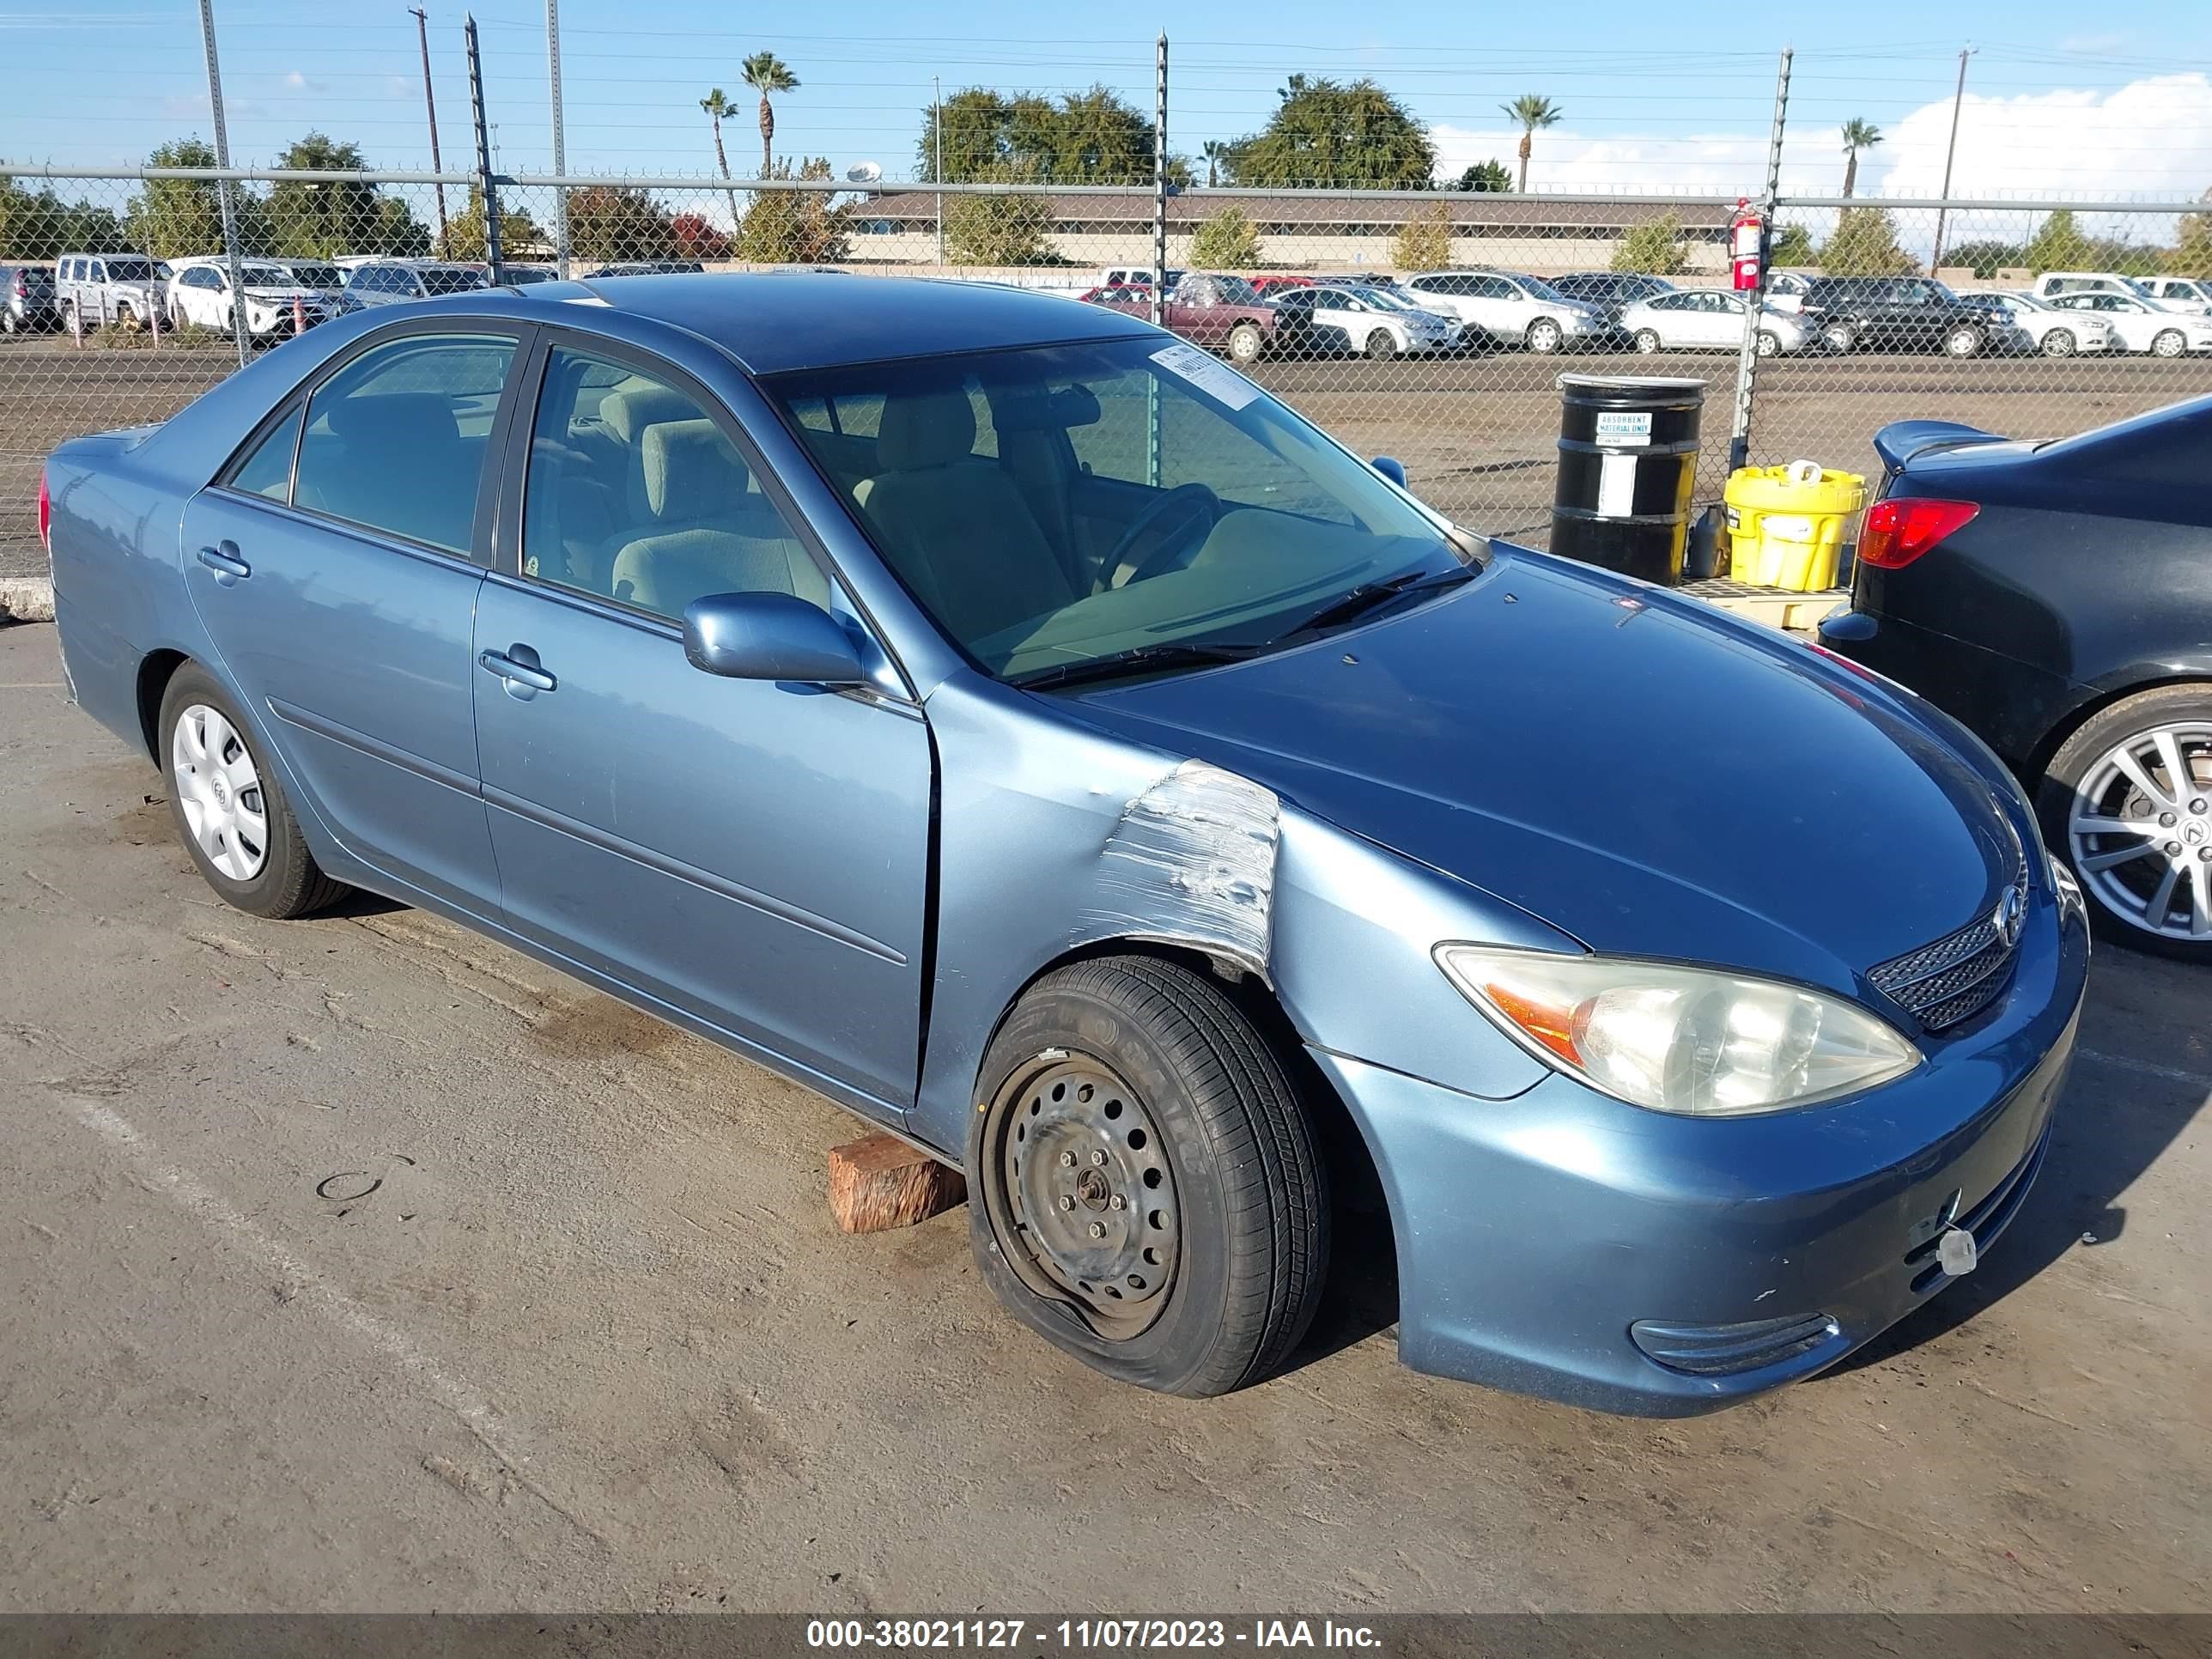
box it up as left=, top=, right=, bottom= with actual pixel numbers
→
left=805, top=1619, right=1384, bottom=1650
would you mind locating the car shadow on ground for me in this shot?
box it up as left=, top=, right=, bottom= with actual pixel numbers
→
left=1828, top=949, right=2206, bottom=1376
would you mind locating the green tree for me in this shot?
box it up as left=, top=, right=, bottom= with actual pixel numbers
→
left=126, top=138, right=245, bottom=258
left=701, top=88, right=741, bottom=228
left=1391, top=202, right=1453, bottom=272
left=2170, top=197, right=2212, bottom=279
left=1224, top=76, right=1436, bottom=190
left=1942, top=239, right=2026, bottom=279
left=734, top=158, right=848, bottom=264
left=918, top=85, right=1172, bottom=186
left=1455, top=159, right=1511, bottom=192
left=1820, top=205, right=1917, bottom=276
left=0, top=179, right=125, bottom=258
left=1612, top=212, right=1687, bottom=274
left=1189, top=205, right=1261, bottom=268
left=1501, top=94, right=1562, bottom=193
left=1768, top=223, right=1815, bottom=266
left=943, top=164, right=1054, bottom=265
left=437, top=185, right=544, bottom=262
left=371, top=196, right=432, bottom=258
left=1839, top=118, right=1882, bottom=199
left=568, top=185, right=679, bottom=263
left=741, top=51, right=799, bottom=178
left=2024, top=209, right=2094, bottom=274
left=264, top=133, right=425, bottom=257
left=1201, top=140, right=1229, bottom=188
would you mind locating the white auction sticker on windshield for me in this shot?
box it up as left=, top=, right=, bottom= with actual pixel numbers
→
left=1151, top=342, right=1260, bottom=410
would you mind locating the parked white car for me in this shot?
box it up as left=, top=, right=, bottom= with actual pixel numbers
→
left=2043, top=291, right=2212, bottom=356
left=1763, top=270, right=1814, bottom=313
left=1982, top=290, right=2115, bottom=357
left=166, top=257, right=339, bottom=339
left=1398, top=270, right=1611, bottom=353
left=1295, top=284, right=1462, bottom=357
left=1619, top=289, right=1812, bottom=356
left=2031, top=270, right=2207, bottom=314
left=2139, top=276, right=2212, bottom=312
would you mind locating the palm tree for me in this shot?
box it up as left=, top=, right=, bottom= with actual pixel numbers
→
left=1840, top=118, right=1883, bottom=198
left=1500, top=94, right=1561, bottom=192
left=1202, top=139, right=1227, bottom=189
left=701, top=88, right=740, bottom=228
left=741, top=52, right=799, bottom=178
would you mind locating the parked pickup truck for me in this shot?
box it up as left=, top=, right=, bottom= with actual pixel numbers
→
left=55, top=252, right=168, bottom=331
left=1083, top=272, right=1278, bottom=363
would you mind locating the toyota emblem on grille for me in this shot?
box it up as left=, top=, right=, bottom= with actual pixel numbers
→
left=1992, top=884, right=2026, bottom=951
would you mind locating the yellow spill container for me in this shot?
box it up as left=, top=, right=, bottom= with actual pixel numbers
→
left=1723, top=461, right=1867, bottom=592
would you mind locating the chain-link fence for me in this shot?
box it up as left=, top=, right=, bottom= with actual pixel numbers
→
left=3, top=166, right=2210, bottom=578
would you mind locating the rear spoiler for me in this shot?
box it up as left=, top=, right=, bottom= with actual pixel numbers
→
left=1872, top=419, right=2008, bottom=471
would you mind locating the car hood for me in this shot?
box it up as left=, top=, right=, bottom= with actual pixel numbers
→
left=1063, top=550, right=2021, bottom=992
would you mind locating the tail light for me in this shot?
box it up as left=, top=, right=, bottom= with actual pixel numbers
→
left=37, top=469, right=52, bottom=552
left=1858, top=497, right=1978, bottom=569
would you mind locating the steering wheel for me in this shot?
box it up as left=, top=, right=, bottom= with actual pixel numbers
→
left=1103, top=483, right=1222, bottom=589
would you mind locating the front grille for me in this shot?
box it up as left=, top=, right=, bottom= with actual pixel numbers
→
left=1869, top=860, right=2029, bottom=1033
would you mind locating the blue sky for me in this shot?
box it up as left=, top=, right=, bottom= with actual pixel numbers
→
left=3, top=2, right=2210, bottom=201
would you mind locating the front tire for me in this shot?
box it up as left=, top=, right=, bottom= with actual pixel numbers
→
left=968, top=957, right=1329, bottom=1397
left=159, top=664, right=349, bottom=921
left=1944, top=323, right=1984, bottom=357
left=1364, top=328, right=1398, bottom=361
left=1633, top=328, right=1662, bottom=355
left=1822, top=322, right=1856, bottom=354
left=2152, top=328, right=2187, bottom=359
left=2042, top=328, right=2076, bottom=358
left=2038, top=684, right=2212, bottom=962
left=1526, top=318, right=1563, bottom=354
left=1226, top=321, right=1265, bottom=365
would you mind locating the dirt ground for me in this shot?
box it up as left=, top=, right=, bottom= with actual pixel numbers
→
left=1, top=619, right=2207, bottom=1615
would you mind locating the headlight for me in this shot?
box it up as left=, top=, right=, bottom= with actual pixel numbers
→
left=1434, top=945, right=1921, bottom=1115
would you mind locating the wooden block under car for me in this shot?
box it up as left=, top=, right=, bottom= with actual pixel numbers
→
left=827, top=1133, right=968, bottom=1234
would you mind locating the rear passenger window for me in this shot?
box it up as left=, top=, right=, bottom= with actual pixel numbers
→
left=228, top=404, right=304, bottom=502
left=293, top=332, right=516, bottom=554
left=521, top=345, right=828, bottom=620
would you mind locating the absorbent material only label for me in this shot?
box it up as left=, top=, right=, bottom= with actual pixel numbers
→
left=1152, top=343, right=1260, bottom=410
left=1595, top=410, right=1653, bottom=447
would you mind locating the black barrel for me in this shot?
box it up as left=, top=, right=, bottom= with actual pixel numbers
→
left=1550, top=374, right=1705, bottom=586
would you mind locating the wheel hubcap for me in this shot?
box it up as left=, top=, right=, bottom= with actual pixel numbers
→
left=982, top=1055, right=1180, bottom=1339
left=172, top=702, right=269, bottom=881
left=2068, top=721, right=2212, bottom=941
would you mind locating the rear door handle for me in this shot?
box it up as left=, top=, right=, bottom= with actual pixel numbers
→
left=477, top=648, right=556, bottom=693
left=196, top=542, right=250, bottom=582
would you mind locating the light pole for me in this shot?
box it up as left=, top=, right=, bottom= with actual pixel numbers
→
left=408, top=6, right=448, bottom=248
left=1930, top=46, right=1976, bottom=272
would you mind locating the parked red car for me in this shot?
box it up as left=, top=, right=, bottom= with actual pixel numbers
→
left=1083, top=273, right=1278, bottom=363
left=1249, top=275, right=1316, bottom=297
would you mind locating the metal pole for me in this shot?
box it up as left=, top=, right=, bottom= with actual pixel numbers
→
left=410, top=7, right=449, bottom=249
left=195, top=0, right=249, bottom=370
left=1150, top=32, right=1168, bottom=328
left=465, top=15, right=502, bottom=283
left=933, top=75, right=944, bottom=267
left=545, top=0, right=568, bottom=276
left=1728, top=46, right=1791, bottom=476
left=1930, top=46, right=1975, bottom=272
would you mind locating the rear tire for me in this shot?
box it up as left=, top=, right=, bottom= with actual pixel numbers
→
left=1227, top=321, right=1265, bottom=365
left=158, top=663, right=349, bottom=921
left=1944, top=323, right=1983, bottom=357
left=2041, top=329, right=2075, bottom=358
left=1822, top=322, right=1856, bottom=354
left=1756, top=330, right=1780, bottom=357
left=968, top=956, right=1330, bottom=1398
left=2037, top=684, right=2212, bottom=963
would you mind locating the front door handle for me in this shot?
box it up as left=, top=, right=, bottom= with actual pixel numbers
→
left=477, top=648, right=556, bottom=694
left=197, top=542, right=250, bottom=583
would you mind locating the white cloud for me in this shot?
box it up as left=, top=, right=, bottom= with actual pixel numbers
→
left=1428, top=124, right=1778, bottom=197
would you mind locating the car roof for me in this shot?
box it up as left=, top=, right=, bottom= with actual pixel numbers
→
left=508, top=270, right=1154, bottom=374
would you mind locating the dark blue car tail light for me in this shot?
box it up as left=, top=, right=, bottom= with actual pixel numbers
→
left=1859, top=497, right=1978, bottom=568
left=1630, top=1311, right=1843, bottom=1377
left=1869, top=861, right=2029, bottom=1034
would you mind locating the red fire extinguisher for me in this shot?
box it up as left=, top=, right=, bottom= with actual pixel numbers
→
left=1729, top=198, right=1763, bottom=293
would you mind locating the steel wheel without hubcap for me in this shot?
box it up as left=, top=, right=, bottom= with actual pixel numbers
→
left=2066, top=720, right=2212, bottom=943
left=1227, top=324, right=1263, bottom=365
left=172, top=702, right=270, bottom=881
left=981, top=1054, right=1179, bottom=1340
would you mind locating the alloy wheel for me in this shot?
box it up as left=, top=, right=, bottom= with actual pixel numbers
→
left=980, top=1054, right=1181, bottom=1341
left=2043, top=329, right=2075, bottom=357
left=2153, top=329, right=2186, bottom=359
left=2067, top=721, right=2212, bottom=942
left=1633, top=329, right=1662, bottom=354
left=172, top=702, right=270, bottom=881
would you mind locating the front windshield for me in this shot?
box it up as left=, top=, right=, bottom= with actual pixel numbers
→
left=1518, top=276, right=1572, bottom=304
left=767, top=337, right=1468, bottom=684
left=288, top=264, right=343, bottom=288
left=1356, top=287, right=1425, bottom=312
left=421, top=267, right=489, bottom=295
left=240, top=264, right=293, bottom=287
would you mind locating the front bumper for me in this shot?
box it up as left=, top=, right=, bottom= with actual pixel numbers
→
left=1312, top=895, right=2088, bottom=1415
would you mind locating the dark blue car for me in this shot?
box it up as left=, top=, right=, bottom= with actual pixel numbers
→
left=42, top=273, right=2088, bottom=1413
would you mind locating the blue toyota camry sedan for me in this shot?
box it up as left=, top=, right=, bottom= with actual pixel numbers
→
left=44, top=274, right=2087, bottom=1413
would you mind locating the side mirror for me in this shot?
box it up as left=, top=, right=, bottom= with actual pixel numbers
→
left=1370, top=456, right=1409, bottom=489
left=683, top=592, right=867, bottom=686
